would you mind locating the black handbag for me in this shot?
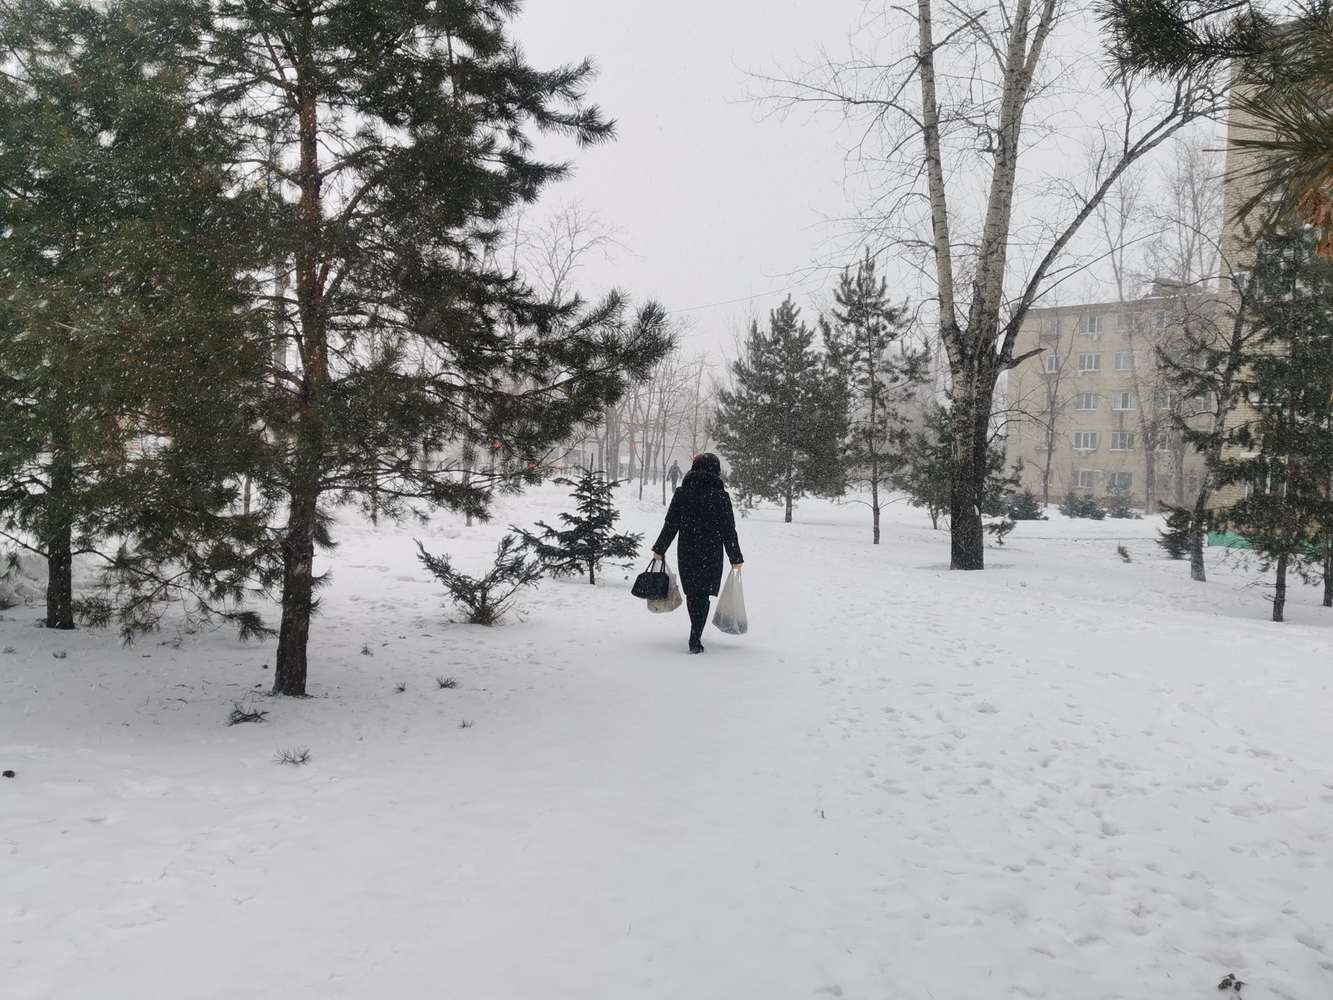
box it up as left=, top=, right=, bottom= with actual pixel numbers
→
left=630, top=559, right=670, bottom=600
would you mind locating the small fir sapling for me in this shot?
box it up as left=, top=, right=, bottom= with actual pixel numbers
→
left=981, top=459, right=1024, bottom=517
left=416, top=533, right=542, bottom=625
left=435, top=675, right=459, bottom=689
left=273, top=747, right=311, bottom=765
left=1117, top=545, right=1133, bottom=563
left=1059, top=489, right=1106, bottom=520
left=515, top=470, right=642, bottom=584
left=895, top=403, right=1014, bottom=529
left=980, top=488, right=1012, bottom=517
left=1007, top=489, right=1047, bottom=520
left=985, top=519, right=1016, bottom=545
left=895, top=403, right=952, bottom=529
left=1103, top=485, right=1142, bottom=519
left=1157, top=506, right=1193, bottom=559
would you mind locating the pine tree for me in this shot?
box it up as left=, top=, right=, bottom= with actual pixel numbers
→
left=515, top=470, right=641, bottom=584
left=896, top=400, right=1010, bottom=530
left=823, top=253, right=926, bottom=543
left=1008, top=490, right=1045, bottom=521
left=714, top=297, right=847, bottom=523
left=1059, top=490, right=1106, bottom=520
left=1103, top=486, right=1142, bottom=520
left=1212, top=222, right=1333, bottom=622
left=0, top=0, right=269, bottom=633
left=1157, top=506, right=1193, bottom=559
left=193, top=2, right=671, bottom=694
left=1102, top=2, right=1333, bottom=255
left=416, top=534, right=541, bottom=625
left=896, top=401, right=952, bottom=529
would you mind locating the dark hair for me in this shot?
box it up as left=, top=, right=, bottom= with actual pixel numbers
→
left=691, top=453, right=722, bottom=478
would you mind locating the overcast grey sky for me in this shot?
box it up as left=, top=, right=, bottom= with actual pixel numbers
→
left=515, top=0, right=868, bottom=354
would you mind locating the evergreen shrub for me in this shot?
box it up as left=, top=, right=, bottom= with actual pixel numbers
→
left=1008, top=490, right=1046, bottom=520
left=1059, top=490, right=1106, bottom=520
left=515, top=470, right=642, bottom=584
left=1103, top=486, right=1142, bottom=519
left=417, top=534, right=542, bottom=625
left=1157, top=506, right=1193, bottom=559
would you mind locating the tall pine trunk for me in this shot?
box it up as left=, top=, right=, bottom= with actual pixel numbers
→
left=1272, top=551, right=1288, bottom=623
left=948, top=376, right=990, bottom=570
left=1323, top=546, right=1332, bottom=608
left=272, top=27, right=328, bottom=697
left=871, top=477, right=881, bottom=544
left=273, top=489, right=317, bottom=695
left=44, top=457, right=75, bottom=631
left=784, top=458, right=794, bottom=523
left=1188, top=486, right=1209, bottom=583
left=869, top=378, right=881, bottom=544
left=44, top=441, right=75, bottom=630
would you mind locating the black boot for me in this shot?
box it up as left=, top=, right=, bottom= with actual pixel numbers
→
left=689, top=639, right=704, bottom=654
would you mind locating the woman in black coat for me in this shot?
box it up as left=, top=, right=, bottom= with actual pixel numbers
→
left=651, top=453, right=743, bottom=653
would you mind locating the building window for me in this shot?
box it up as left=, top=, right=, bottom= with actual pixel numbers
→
left=1111, top=391, right=1137, bottom=410
left=1187, top=474, right=1201, bottom=493
left=1077, top=353, right=1102, bottom=372
left=1045, top=317, right=1062, bottom=335
left=1154, top=389, right=1178, bottom=410
left=1109, top=431, right=1135, bottom=451
left=1154, top=473, right=1173, bottom=493
left=1152, top=433, right=1173, bottom=452
left=1043, top=391, right=1059, bottom=412
left=1044, top=354, right=1060, bottom=373
left=1116, top=313, right=1133, bottom=331
left=1155, top=311, right=1172, bottom=329
left=1073, top=431, right=1099, bottom=451
left=1075, top=393, right=1099, bottom=410
left=1114, top=352, right=1137, bottom=371
left=1079, top=314, right=1104, bottom=335
left=1074, top=469, right=1095, bottom=489
left=1107, top=471, right=1133, bottom=490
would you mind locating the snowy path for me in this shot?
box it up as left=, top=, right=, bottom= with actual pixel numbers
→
left=3, top=489, right=1332, bottom=999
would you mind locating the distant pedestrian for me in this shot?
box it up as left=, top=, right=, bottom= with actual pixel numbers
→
left=651, top=453, right=743, bottom=654
left=667, top=460, right=682, bottom=491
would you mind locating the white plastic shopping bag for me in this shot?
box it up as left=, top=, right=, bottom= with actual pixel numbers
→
left=647, top=564, right=682, bottom=614
left=711, top=567, right=747, bottom=634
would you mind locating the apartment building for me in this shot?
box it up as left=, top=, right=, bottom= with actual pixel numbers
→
left=1209, top=80, right=1267, bottom=510
left=1005, top=292, right=1213, bottom=512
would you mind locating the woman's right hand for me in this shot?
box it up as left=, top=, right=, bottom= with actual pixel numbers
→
left=651, top=552, right=663, bottom=562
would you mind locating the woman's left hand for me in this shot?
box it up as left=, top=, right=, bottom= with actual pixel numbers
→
left=732, top=562, right=743, bottom=569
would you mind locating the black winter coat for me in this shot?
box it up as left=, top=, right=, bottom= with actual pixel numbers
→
left=651, top=470, right=744, bottom=596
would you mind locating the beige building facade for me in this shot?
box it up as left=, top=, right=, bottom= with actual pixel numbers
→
left=1005, top=294, right=1213, bottom=512
left=1209, top=81, right=1268, bottom=511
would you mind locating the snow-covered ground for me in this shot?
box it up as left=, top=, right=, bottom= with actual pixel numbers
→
left=3, top=484, right=1332, bottom=1000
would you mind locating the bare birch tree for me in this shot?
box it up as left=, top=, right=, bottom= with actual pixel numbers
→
left=761, top=1, right=1225, bottom=568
